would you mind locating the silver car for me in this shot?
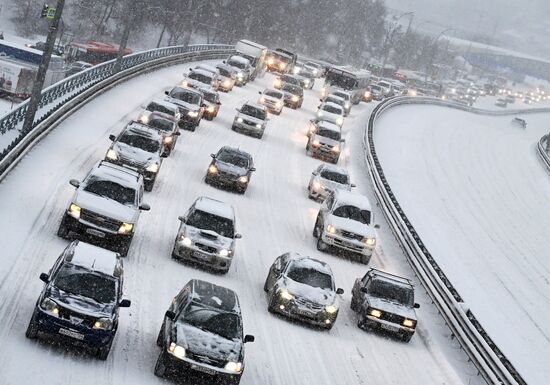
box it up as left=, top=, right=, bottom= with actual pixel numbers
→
left=258, top=88, right=284, bottom=115
left=232, top=102, right=268, bottom=139
left=315, top=102, right=345, bottom=127
left=308, top=164, right=355, bottom=201
left=172, top=196, right=242, bottom=274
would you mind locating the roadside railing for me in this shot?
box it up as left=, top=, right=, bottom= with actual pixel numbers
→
left=363, top=96, right=550, bottom=385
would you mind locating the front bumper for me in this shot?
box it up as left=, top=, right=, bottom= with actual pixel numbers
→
left=160, top=350, right=242, bottom=383
left=272, top=296, right=337, bottom=328
left=173, top=242, right=232, bottom=272
left=34, top=308, right=114, bottom=348
left=232, top=121, right=264, bottom=135
left=205, top=172, right=248, bottom=192
left=321, top=232, right=373, bottom=256
left=62, top=213, right=132, bottom=249
left=363, top=315, right=415, bottom=337
left=308, top=146, right=340, bottom=162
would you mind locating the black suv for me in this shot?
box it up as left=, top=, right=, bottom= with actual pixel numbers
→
left=57, top=161, right=150, bottom=256
left=154, top=279, right=255, bottom=384
left=139, top=111, right=180, bottom=155
left=105, top=122, right=168, bottom=191
left=164, top=86, right=204, bottom=131
left=25, top=241, right=131, bottom=359
left=205, top=146, right=255, bottom=194
left=280, top=83, right=304, bottom=109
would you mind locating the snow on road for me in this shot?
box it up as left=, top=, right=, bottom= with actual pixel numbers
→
left=0, top=62, right=481, bottom=385
left=375, top=104, right=550, bottom=385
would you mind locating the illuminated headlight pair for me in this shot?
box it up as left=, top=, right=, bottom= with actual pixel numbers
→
left=106, top=149, right=118, bottom=161
left=364, top=236, right=376, bottom=246
left=225, top=361, right=243, bottom=373
left=41, top=298, right=60, bottom=317
left=69, top=203, right=81, bottom=219
left=118, top=222, right=134, bottom=234
left=291, top=95, right=299, bottom=102
left=188, top=110, right=199, bottom=118
left=146, top=163, right=159, bottom=173
left=94, top=317, right=113, bottom=330
left=168, top=342, right=186, bottom=360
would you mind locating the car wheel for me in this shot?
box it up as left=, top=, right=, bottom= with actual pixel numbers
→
left=25, top=312, right=39, bottom=339
left=205, top=115, right=213, bottom=121
left=267, top=293, right=278, bottom=313
left=350, top=295, right=359, bottom=311
left=96, top=339, right=113, bottom=360
left=189, top=125, right=196, bottom=132
left=325, top=322, right=334, bottom=330
left=357, top=313, right=367, bottom=330
left=263, top=276, right=270, bottom=292
left=316, top=234, right=328, bottom=252
left=402, top=333, right=413, bottom=343
left=332, top=157, right=339, bottom=165
left=57, top=216, right=69, bottom=238
left=359, top=253, right=371, bottom=265
left=312, top=216, right=322, bottom=238
left=144, top=179, right=154, bottom=192
left=118, top=239, right=132, bottom=257
left=154, top=353, right=167, bottom=377
left=156, top=324, right=164, bottom=347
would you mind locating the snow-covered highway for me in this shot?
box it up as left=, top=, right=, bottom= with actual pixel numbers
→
left=375, top=104, right=550, bottom=385
left=0, top=61, right=482, bottom=385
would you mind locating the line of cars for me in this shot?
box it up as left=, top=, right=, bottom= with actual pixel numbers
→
left=23, top=46, right=421, bottom=385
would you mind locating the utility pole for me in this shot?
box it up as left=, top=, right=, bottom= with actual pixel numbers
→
left=113, top=0, right=138, bottom=74
left=22, top=0, right=65, bottom=133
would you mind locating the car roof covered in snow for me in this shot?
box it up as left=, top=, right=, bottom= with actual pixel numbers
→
left=193, top=196, right=235, bottom=220
left=368, top=268, right=413, bottom=289
left=124, top=121, right=163, bottom=140
left=147, top=99, right=179, bottom=112
left=326, top=94, right=346, bottom=103
left=228, top=55, right=250, bottom=65
left=319, top=163, right=349, bottom=176
left=316, top=121, right=341, bottom=133
left=189, top=68, right=215, bottom=78
left=332, top=90, right=352, bottom=97
left=65, top=240, right=122, bottom=277
left=243, top=102, right=267, bottom=111
left=218, top=146, right=252, bottom=159
left=285, top=252, right=334, bottom=276
left=189, top=279, right=240, bottom=313
left=89, top=161, right=141, bottom=188
left=333, top=189, right=371, bottom=210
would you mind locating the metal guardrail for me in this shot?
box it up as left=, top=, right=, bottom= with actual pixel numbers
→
left=537, top=134, right=550, bottom=170
left=364, top=96, right=550, bottom=385
left=0, top=44, right=234, bottom=178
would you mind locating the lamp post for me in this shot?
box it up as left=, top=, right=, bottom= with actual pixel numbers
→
left=424, top=28, right=454, bottom=81
left=379, top=11, right=414, bottom=76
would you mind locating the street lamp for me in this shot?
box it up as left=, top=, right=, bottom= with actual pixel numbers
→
left=379, top=11, right=414, bottom=76
left=424, top=28, right=454, bottom=81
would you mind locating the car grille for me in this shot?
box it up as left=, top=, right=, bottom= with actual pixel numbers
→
left=380, top=312, right=406, bottom=325
left=294, top=296, right=324, bottom=311
left=195, top=243, right=217, bottom=254
left=187, top=352, right=224, bottom=368
left=57, top=305, right=96, bottom=328
left=117, top=155, right=145, bottom=171
left=80, top=209, right=121, bottom=231
left=339, top=230, right=363, bottom=241
left=243, top=119, right=257, bottom=126
left=317, top=142, right=334, bottom=153
left=217, top=171, right=238, bottom=181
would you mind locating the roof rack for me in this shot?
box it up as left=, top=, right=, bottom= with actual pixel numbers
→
left=368, top=268, right=413, bottom=286
left=98, top=160, right=141, bottom=182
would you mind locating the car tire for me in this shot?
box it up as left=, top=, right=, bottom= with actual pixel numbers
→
left=402, top=333, right=413, bottom=343
left=57, top=216, right=70, bottom=238
left=156, top=324, right=164, bottom=347
left=357, top=313, right=367, bottom=330
left=267, top=293, right=278, bottom=314
left=316, top=235, right=328, bottom=252
left=154, top=353, right=167, bottom=378
left=144, top=179, right=154, bottom=192
left=324, top=322, right=334, bottom=330
left=263, top=277, right=270, bottom=292
left=312, top=216, right=322, bottom=238
left=350, top=295, right=359, bottom=311
left=359, top=253, right=371, bottom=265
left=205, top=115, right=213, bottom=121
left=97, top=339, right=113, bottom=360
left=118, top=239, right=132, bottom=257
left=25, top=312, right=39, bottom=339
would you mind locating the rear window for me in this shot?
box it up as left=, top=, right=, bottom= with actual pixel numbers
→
left=241, top=105, right=266, bottom=120
left=322, top=104, right=343, bottom=114
left=320, top=169, right=348, bottom=184
left=333, top=204, right=371, bottom=225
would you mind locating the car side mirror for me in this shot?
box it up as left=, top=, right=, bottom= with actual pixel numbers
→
left=351, top=183, right=356, bottom=188
left=319, top=99, right=323, bottom=102
left=69, top=179, right=80, bottom=188
left=161, top=152, right=168, bottom=158
left=374, top=224, right=380, bottom=229
left=244, top=334, right=255, bottom=343
left=311, top=171, right=317, bottom=176
left=109, top=134, right=116, bottom=141
left=360, top=287, right=368, bottom=294
left=336, top=288, right=344, bottom=295
left=258, top=91, right=262, bottom=94
left=139, top=203, right=151, bottom=211
left=210, top=153, right=216, bottom=159
left=340, top=138, right=346, bottom=143
left=250, top=167, right=256, bottom=172
left=234, top=233, right=242, bottom=239
left=119, top=299, right=131, bottom=308
left=39, top=273, right=49, bottom=283
left=164, top=91, right=169, bottom=95
left=222, top=60, right=226, bottom=64
left=165, top=310, right=176, bottom=320
left=235, top=108, right=240, bottom=112
left=414, top=303, right=420, bottom=309
left=173, top=131, right=181, bottom=136
left=178, top=215, right=185, bottom=222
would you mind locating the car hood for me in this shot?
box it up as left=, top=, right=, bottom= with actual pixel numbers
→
left=317, top=112, right=340, bottom=123
left=368, top=297, right=417, bottom=320
left=185, top=226, right=233, bottom=250
left=74, top=190, right=136, bottom=223
left=281, top=91, right=301, bottom=99
left=264, top=95, right=281, bottom=103
left=237, top=113, right=264, bottom=125
left=316, top=177, right=351, bottom=193
left=327, top=214, right=375, bottom=237
left=280, top=277, right=336, bottom=306
left=176, top=322, right=242, bottom=362
left=165, top=97, right=199, bottom=112
left=113, top=143, right=159, bottom=167
left=47, top=286, right=114, bottom=318
left=215, top=161, right=248, bottom=176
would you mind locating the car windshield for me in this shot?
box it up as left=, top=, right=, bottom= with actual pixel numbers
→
left=333, top=204, right=371, bottom=224
left=286, top=263, right=333, bottom=290
left=282, top=84, right=302, bottom=95
left=146, top=103, right=174, bottom=117
left=148, top=118, right=173, bottom=132
left=179, top=304, right=241, bottom=340
left=203, top=92, right=218, bottom=103
left=218, top=67, right=233, bottom=77
left=118, top=132, right=160, bottom=153
left=228, top=59, right=246, bottom=69
left=368, top=279, right=414, bottom=307
left=189, top=73, right=213, bottom=84
left=265, top=90, right=282, bottom=98
left=333, top=92, right=349, bottom=100
left=186, top=209, right=234, bottom=238
left=83, top=176, right=136, bottom=206
left=217, top=151, right=249, bottom=168
left=240, top=105, right=266, bottom=120
left=316, top=128, right=340, bottom=141
left=283, top=76, right=300, bottom=85
left=322, top=104, right=342, bottom=114
left=169, top=89, right=201, bottom=105
left=327, top=97, right=343, bottom=106
left=54, top=264, right=117, bottom=303
left=321, top=169, right=348, bottom=184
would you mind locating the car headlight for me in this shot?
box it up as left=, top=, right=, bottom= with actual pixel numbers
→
left=236, top=72, right=243, bottom=78
left=180, top=235, right=192, bottom=246
left=364, top=91, right=371, bottom=97
left=312, top=139, right=320, bottom=147
left=274, top=79, right=281, bottom=88
left=259, top=96, right=265, bottom=103
left=219, top=249, right=229, bottom=257
left=224, top=80, right=231, bottom=87
left=68, top=203, right=81, bottom=219
left=181, top=80, right=188, bottom=87
left=106, top=149, right=118, bottom=161
left=239, top=175, right=248, bottom=183
left=325, top=305, right=338, bottom=314
left=403, top=319, right=416, bottom=328
left=364, top=236, right=376, bottom=246
left=344, top=102, right=350, bottom=108
left=168, top=342, right=186, bottom=360
left=256, top=123, right=262, bottom=129
left=312, top=181, right=321, bottom=191
left=164, top=135, right=173, bottom=144
left=146, top=163, right=159, bottom=173
left=267, top=58, right=274, bottom=65
left=326, top=224, right=336, bottom=234
left=138, top=114, right=149, bottom=124
left=332, top=145, right=340, bottom=153
left=304, top=79, right=310, bottom=86
left=40, top=298, right=59, bottom=317
left=208, top=165, right=218, bottom=174
left=369, top=308, right=382, bottom=318
left=224, top=361, right=243, bottom=373
left=336, top=117, right=344, bottom=125
left=93, top=317, right=114, bottom=330
left=279, top=63, right=286, bottom=69
left=321, top=88, right=327, bottom=97
left=118, top=222, right=134, bottom=234
left=291, top=95, right=299, bottom=102
left=188, top=110, right=199, bottom=118
left=280, top=289, right=294, bottom=300
left=409, top=90, right=417, bottom=96
left=237, top=117, right=243, bottom=123
left=317, top=111, right=323, bottom=117
left=207, top=106, right=215, bottom=113
left=275, top=101, right=282, bottom=108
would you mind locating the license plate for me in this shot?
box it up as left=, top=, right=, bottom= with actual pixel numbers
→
left=86, top=228, right=105, bottom=238
left=294, top=308, right=315, bottom=317
left=191, top=364, right=216, bottom=375
left=381, top=323, right=400, bottom=332
left=59, top=328, right=84, bottom=340
left=193, top=251, right=210, bottom=261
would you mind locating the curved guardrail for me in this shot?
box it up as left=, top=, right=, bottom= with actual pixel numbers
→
left=364, top=96, right=550, bottom=385
left=537, top=134, right=550, bottom=170
left=0, top=44, right=235, bottom=179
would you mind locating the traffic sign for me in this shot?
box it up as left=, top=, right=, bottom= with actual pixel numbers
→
left=46, top=7, right=56, bottom=19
